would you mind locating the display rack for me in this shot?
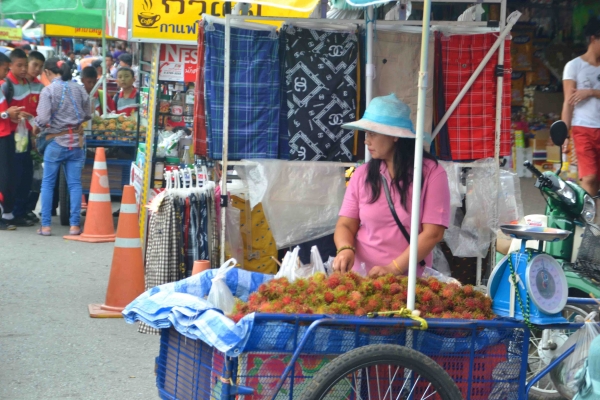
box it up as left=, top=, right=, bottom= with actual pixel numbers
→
left=216, top=1, right=515, bottom=295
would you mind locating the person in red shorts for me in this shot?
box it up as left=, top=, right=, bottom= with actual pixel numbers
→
left=562, top=18, right=600, bottom=199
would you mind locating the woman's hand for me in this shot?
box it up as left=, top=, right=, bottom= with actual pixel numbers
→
left=368, top=263, right=399, bottom=277
left=333, top=249, right=355, bottom=273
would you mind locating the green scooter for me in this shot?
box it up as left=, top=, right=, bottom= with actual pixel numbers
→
left=522, top=120, right=600, bottom=399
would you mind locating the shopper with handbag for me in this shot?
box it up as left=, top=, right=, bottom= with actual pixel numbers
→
left=332, top=94, right=450, bottom=277
left=33, top=58, right=91, bottom=236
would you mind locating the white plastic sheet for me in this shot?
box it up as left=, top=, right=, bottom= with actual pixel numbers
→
left=225, top=206, right=244, bottom=269
left=236, top=160, right=346, bottom=249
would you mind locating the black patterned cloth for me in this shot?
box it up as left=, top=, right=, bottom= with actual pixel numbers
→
left=282, top=26, right=358, bottom=161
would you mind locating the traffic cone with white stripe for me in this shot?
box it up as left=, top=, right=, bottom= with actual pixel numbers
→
left=88, top=185, right=145, bottom=318
left=64, top=147, right=116, bottom=243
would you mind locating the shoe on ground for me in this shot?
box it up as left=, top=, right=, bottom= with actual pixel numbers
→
left=12, top=216, right=34, bottom=227
left=26, top=212, right=40, bottom=223
left=0, top=219, right=17, bottom=230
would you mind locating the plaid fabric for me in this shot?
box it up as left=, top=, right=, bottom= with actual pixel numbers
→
left=283, top=26, right=358, bottom=161
left=184, top=197, right=194, bottom=277
left=139, top=195, right=183, bottom=335
left=198, top=193, right=209, bottom=262
left=434, top=32, right=452, bottom=160
left=193, top=22, right=207, bottom=156
left=441, top=33, right=512, bottom=161
left=204, top=21, right=280, bottom=160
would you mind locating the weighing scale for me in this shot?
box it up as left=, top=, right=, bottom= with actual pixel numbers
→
left=487, top=225, right=571, bottom=325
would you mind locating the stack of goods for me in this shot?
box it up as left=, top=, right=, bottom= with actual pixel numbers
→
left=90, top=114, right=141, bottom=142
left=230, top=272, right=494, bottom=322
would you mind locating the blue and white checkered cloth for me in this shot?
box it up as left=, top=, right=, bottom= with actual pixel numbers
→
left=123, top=268, right=273, bottom=355
left=204, top=21, right=280, bottom=160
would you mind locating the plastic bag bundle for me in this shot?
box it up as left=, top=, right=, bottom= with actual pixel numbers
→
left=15, top=119, right=28, bottom=153
left=432, top=244, right=451, bottom=276
left=206, top=259, right=237, bottom=314
left=156, top=130, right=183, bottom=158
left=444, top=158, right=499, bottom=258
left=421, top=266, right=461, bottom=285
left=498, top=169, right=524, bottom=226
left=295, top=246, right=327, bottom=279
left=275, top=246, right=301, bottom=281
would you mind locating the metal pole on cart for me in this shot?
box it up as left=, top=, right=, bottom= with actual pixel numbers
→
left=487, top=0, right=508, bottom=286
left=405, top=0, right=433, bottom=311
left=364, top=5, right=374, bottom=162
left=219, top=14, right=232, bottom=266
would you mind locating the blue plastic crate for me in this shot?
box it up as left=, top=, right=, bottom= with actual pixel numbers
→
left=156, top=316, right=527, bottom=400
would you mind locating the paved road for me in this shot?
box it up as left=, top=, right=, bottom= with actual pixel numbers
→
left=0, top=216, right=158, bottom=400
left=0, top=177, right=543, bottom=399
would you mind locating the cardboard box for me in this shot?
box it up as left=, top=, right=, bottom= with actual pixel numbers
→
left=546, top=145, right=561, bottom=163
left=529, top=138, right=547, bottom=160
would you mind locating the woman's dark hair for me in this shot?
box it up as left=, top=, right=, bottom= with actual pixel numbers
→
left=366, top=138, right=438, bottom=210
left=44, top=57, right=73, bottom=81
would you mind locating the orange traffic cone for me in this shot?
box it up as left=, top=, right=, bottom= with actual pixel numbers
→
left=65, top=147, right=116, bottom=243
left=89, top=185, right=145, bottom=318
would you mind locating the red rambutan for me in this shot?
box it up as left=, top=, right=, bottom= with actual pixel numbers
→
left=258, top=302, right=275, bottom=313
left=350, top=291, right=363, bottom=303
left=420, top=289, right=435, bottom=303
left=462, top=285, right=475, bottom=296
left=389, top=283, right=401, bottom=295
left=373, top=279, right=384, bottom=291
left=346, top=300, right=359, bottom=311
left=461, top=311, right=473, bottom=320
left=441, top=312, right=453, bottom=319
left=312, top=273, right=326, bottom=283
left=364, top=298, right=380, bottom=313
left=355, top=308, right=367, bottom=316
left=327, top=274, right=342, bottom=289
left=345, top=271, right=363, bottom=286
left=324, top=292, right=335, bottom=304
left=464, top=298, right=477, bottom=310
left=428, top=279, right=442, bottom=293
left=282, top=295, right=293, bottom=305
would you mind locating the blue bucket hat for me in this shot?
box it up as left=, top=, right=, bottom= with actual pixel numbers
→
left=342, top=93, right=416, bottom=139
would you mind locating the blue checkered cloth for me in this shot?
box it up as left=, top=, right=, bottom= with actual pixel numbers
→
left=204, top=22, right=280, bottom=160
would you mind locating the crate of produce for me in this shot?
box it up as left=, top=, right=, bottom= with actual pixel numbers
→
left=125, top=268, right=527, bottom=400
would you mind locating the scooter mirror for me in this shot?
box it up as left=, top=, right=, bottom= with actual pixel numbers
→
left=550, top=120, right=568, bottom=147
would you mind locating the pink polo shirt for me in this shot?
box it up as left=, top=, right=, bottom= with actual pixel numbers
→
left=339, top=159, right=450, bottom=275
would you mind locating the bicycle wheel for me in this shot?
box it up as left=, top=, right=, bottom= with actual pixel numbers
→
left=299, top=344, right=463, bottom=400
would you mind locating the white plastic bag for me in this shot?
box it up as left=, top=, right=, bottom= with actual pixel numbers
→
left=421, top=267, right=461, bottom=285
left=551, top=315, right=600, bottom=399
left=275, top=246, right=300, bottom=281
left=206, top=259, right=237, bottom=314
left=432, top=244, right=451, bottom=276
left=498, top=170, right=524, bottom=225
left=295, top=246, right=327, bottom=279
left=15, top=119, right=28, bottom=153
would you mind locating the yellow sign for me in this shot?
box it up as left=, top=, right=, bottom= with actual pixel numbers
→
left=45, top=25, right=117, bottom=39
left=131, top=0, right=312, bottom=42
left=0, top=27, right=22, bottom=41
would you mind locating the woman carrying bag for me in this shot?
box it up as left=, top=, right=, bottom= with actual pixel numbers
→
left=33, top=58, right=91, bottom=236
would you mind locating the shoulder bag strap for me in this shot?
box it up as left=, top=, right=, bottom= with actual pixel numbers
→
left=381, top=174, right=426, bottom=267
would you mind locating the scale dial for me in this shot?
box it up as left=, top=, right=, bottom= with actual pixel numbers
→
left=526, top=254, right=568, bottom=315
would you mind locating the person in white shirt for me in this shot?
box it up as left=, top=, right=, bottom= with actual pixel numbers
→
left=562, top=18, right=600, bottom=197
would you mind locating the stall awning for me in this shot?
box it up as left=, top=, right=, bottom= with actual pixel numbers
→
left=0, top=0, right=105, bottom=29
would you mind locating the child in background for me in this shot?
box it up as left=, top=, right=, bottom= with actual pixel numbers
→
left=81, top=66, right=115, bottom=115
left=24, top=51, right=46, bottom=223
left=114, top=67, right=138, bottom=117
left=1, top=49, right=35, bottom=227
left=0, top=52, right=28, bottom=230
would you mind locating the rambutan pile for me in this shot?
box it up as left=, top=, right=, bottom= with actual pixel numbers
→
left=229, top=273, right=495, bottom=323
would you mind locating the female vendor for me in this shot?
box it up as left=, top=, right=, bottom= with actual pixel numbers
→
left=333, top=94, right=450, bottom=277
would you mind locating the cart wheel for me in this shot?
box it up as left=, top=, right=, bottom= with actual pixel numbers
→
left=59, top=165, right=70, bottom=227
left=527, top=304, right=597, bottom=400
left=298, top=344, right=462, bottom=400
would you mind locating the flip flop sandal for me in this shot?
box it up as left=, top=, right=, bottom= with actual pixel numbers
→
left=37, top=228, right=51, bottom=236
left=69, top=228, right=81, bottom=235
